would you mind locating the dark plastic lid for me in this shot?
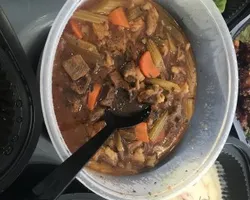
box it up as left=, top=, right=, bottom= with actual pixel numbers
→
left=223, top=0, right=250, bottom=30
left=0, top=7, right=42, bottom=192
left=231, top=13, right=250, bottom=146
left=217, top=137, right=250, bottom=200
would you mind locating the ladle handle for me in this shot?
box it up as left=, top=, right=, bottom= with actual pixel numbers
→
left=27, top=125, right=115, bottom=200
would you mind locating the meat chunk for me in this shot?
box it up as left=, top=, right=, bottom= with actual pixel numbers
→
left=63, top=55, right=90, bottom=81
left=100, top=86, right=116, bottom=107
left=143, top=3, right=159, bottom=36
left=128, top=141, right=143, bottom=153
left=138, top=85, right=165, bottom=104
left=126, top=41, right=146, bottom=61
left=146, top=154, right=157, bottom=167
left=130, top=18, right=145, bottom=32
left=129, top=0, right=145, bottom=7
left=103, top=147, right=118, bottom=166
left=122, top=62, right=145, bottom=89
left=71, top=75, right=91, bottom=95
left=131, top=148, right=145, bottom=163
left=107, top=29, right=128, bottom=55
left=104, top=51, right=114, bottom=69
left=92, top=22, right=110, bottom=41
left=90, top=107, right=105, bottom=122
left=109, top=70, right=129, bottom=90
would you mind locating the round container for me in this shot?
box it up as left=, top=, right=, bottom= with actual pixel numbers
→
left=40, top=0, right=238, bottom=199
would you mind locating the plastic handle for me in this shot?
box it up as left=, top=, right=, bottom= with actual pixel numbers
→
left=27, top=125, right=115, bottom=200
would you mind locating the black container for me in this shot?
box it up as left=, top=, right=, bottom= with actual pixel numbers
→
left=230, top=12, right=250, bottom=146
left=223, top=0, right=250, bottom=30
left=0, top=7, right=42, bottom=192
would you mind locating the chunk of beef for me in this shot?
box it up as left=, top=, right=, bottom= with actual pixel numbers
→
left=100, top=86, right=116, bottom=107
left=146, top=154, right=157, bottom=167
left=109, top=70, right=129, bottom=90
left=122, top=62, right=145, bottom=86
left=107, top=29, right=128, bottom=56
left=118, top=129, right=136, bottom=141
left=92, top=22, right=110, bottom=41
left=128, top=141, right=143, bottom=153
left=126, top=41, right=146, bottom=61
left=102, top=147, right=118, bottom=166
left=71, top=75, right=91, bottom=95
left=129, top=0, right=145, bottom=7
left=63, top=55, right=90, bottom=81
left=131, top=148, right=145, bottom=163
left=138, top=85, right=165, bottom=104
left=130, top=18, right=145, bottom=32
left=90, top=107, right=105, bottom=122
left=104, top=51, right=114, bottom=69
left=143, top=3, right=159, bottom=36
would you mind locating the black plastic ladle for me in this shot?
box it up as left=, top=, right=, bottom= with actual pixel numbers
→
left=26, top=106, right=151, bottom=200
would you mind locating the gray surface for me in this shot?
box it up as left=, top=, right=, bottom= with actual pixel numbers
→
left=0, top=0, right=65, bottom=164
left=40, top=0, right=238, bottom=199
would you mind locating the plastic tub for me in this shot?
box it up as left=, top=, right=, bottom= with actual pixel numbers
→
left=40, top=0, right=238, bottom=199
left=231, top=14, right=250, bottom=146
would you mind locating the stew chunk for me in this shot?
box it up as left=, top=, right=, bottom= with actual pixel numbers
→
left=63, top=55, right=90, bottom=81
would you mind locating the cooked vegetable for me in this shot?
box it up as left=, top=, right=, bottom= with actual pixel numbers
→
left=149, top=78, right=181, bottom=92
left=127, top=6, right=143, bottom=21
left=90, top=0, right=128, bottom=14
left=214, top=0, right=227, bottom=13
left=73, top=10, right=108, bottom=24
left=69, top=20, right=83, bottom=39
left=147, top=39, right=165, bottom=69
left=109, top=7, right=130, bottom=28
left=140, top=51, right=160, bottom=78
left=88, top=84, right=102, bottom=111
left=167, top=33, right=177, bottom=52
left=152, top=130, right=165, bottom=144
left=64, top=33, right=98, bottom=53
left=149, top=111, right=168, bottom=141
left=152, top=2, right=184, bottom=43
left=237, top=25, right=250, bottom=43
left=186, top=99, right=194, bottom=121
left=115, top=133, right=124, bottom=151
left=64, top=33, right=101, bottom=64
left=135, top=122, right=149, bottom=143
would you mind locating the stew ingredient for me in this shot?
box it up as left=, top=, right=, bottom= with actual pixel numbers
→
left=53, top=0, right=197, bottom=175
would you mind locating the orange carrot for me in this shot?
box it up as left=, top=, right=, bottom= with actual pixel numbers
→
left=70, top=20, right=83, bottom=39
left=88, top=84, right=101, bottom=111
left=135, top=122, right=149, bottom=143
left=140, top=51, right=160, bottom=78
left=109, top=7, right=130, bottom=28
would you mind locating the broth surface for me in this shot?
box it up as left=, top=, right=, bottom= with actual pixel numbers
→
left=53, top=0, right=197, bottom=175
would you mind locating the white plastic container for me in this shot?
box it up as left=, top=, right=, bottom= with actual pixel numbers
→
left=40, top=0, right=238, bottom=199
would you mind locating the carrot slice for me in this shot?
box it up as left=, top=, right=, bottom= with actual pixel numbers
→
left=139, top=51, right=160, bottom=78
left=88, top=84, right=101, bottom=111
left=135, top=122, right=149, bottom=143
left=109, top=7, right=130, bottom=28
left=70, top=20, right=83, bottom=39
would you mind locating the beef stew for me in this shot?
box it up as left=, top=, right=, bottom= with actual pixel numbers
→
left=53, top=0, right=197, bottom=175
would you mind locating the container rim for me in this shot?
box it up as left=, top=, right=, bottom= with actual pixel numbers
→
left=40, top=0, right=238, bottom=199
